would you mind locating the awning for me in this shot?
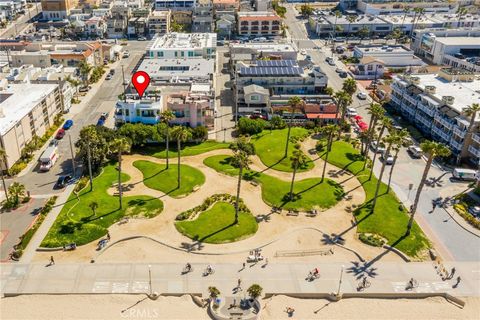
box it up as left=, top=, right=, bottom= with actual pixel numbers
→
left=306, top=113, right=340, bottom=119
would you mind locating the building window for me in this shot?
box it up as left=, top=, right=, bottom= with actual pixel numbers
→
left=157, top=51, right=163, bottom=57
left=125, top=109, right=130, bottom=116
left=251, top=95, right=259, bottom=101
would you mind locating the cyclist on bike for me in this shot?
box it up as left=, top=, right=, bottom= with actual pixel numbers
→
left=206, top=264, right=213, bottom=274
left=408, top=278, right=416, bottom=288
left=186, top=263, right=191, bottom=271
left=362, top=276, right=368, bottom=287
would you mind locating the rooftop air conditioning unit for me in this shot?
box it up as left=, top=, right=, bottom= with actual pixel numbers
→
left=410, top=76, right=420, bottom=84
left=425, top=85, right=436, bottom=94
left=442, top=95, right=455, bottom=105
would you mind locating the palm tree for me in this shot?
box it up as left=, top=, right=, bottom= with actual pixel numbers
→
left=406, top=141, right=451, bottom=235
left=82, top=126, right=97, bottom=191
left=0, top=148, right=9, bottom=202
left=109, top=138, right=131, bottom=209
left=324, top=86, right=334, bottom=96
left=342, top=78, right=357, bottom=96
left=362, top=103, right=385, bottom=170
left=334, top=90, right=353, bottom=122
left=160, top=110, right=176, bottom=169
left=89, top=201, right=98, bottom=216
left=400, top=6, right=410, bottom=35
left=371, top=134, right=398, bottom=211
left=77, top=60, right=92, bottom=86
left=65, top=76, right=81, bottom=98
left=319, top=124, right=339, bottom=181
left=284, top=96, right=302, bottom=158
left=368, top=117, right=393, bottom=180
left=387, top=129, right=410, bottom=192
left=332, top=10, right=342, bottom=50
left=346, top=15, right=357, bottom=43
left=459, top=103, right=480, bottom=164
left=230, top=137, right=255, bottom=223
left=411, top=7, right=425, bottom=37
left=358, top=25, right=370, bottom=44
left=8, top=182, right=25, bottom=207
left=289, top=147, right=308, bottom=200
left=171, top=126, right=192, bottom=188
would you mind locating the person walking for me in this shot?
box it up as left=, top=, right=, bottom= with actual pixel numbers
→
left=107, top=231, right=111, bottom=241
left=450, top=267, right=456, bottom=279
left=237, top=279, right=242, bottom=291
left=453, top=276, right=461, bottom=288
left=49, top=256, right=55, bottom=266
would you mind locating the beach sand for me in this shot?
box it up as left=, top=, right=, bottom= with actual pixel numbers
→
left=1, top=294, right=478, bottom=320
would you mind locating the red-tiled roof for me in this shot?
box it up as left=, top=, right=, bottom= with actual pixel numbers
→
left=306, top=113, right=339, bottom=119
left=304, top=103, right=337, bottom=114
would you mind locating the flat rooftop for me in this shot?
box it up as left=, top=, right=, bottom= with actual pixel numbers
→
left=0, top=83, right=58, bottom=136
left=355, top=45, right=413, bottom=54
left=411, top=74, right=480, bottom=115
left=230, top=42, right=296, bottom=52
left=137, top=58, right=214, bottom=78
left=317, top=14, right=387, bottom=25
left=434, top=37, right=480, bottom=46
left=149, top=33, right=216, bottom=50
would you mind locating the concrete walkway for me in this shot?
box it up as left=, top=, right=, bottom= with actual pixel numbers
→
left=19, top=183, right=76, bottom=263
left=1, top=261, right=478, bottom=297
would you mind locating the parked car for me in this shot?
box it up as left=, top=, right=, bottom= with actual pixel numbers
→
left=138, top=36, right=147, bottom=41
left=306, top=55, right=312, bottom=61
left=381, top=151, right=394, bottom=165
left=63, top=119, right=74, bottom=130
left=326, top=57, right=335, bottom=65
left=357, top=92, right=367, bottom=100
left=55, top=128, right=66, bottom=140
left=335, top=68, right=343, bottom=73
left=407, top=145, right=423, bottom=158
left=370, top=141, right=385, bottom=153
left=49, top=139, right=59, bottom=147
left=122, top=51, right=130, bottom=58
left=78, top=86, right=91, bottom=93
left=109, top=69, right=115, bottom=75
left=300, top=50, right=307, bottom=55
left=54, top=175, right=72, bottom=189
left=346, top=107, right=357, bottom=117
left=452, top=168, right=478, bottom=181
left=339, top=71, right=348, bottom=78
left=105, top=74, right=112, bottom=80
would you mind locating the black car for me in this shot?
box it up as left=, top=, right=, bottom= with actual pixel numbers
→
left=55, top=175, right=72, bottom=189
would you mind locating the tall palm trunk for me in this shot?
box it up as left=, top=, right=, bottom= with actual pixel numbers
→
left=371, top=143, right=391, bottom=210
left=289, top=164, right=297, bottom=200
left=235, top=163, right=243, bottom=224
left=322, top=133, right=333, bottom=181
left=368, top=124, right=386, bottom=180
left=118, top=150, right=122, bottom=209
left=407, top=155, right=433, bottom=235
left=177, top=139, right=181, bottom=187
left=362, top=118, right=377, bottom=170
left=284, top=109, right=295, bottom=157
left=387, top=148, right=400, bottom=192
left=165, top=127, right=170, bottom=169
left=1, top=172, right=8, bottom=202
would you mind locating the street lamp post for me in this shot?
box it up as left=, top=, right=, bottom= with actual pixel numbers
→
left=223, top=128, right=226, bottom=143
left=336, top=265, right=345, bottom=297
left=69, top=134, right=76, bottom=178
left=148, top=264, right=153, bottom=296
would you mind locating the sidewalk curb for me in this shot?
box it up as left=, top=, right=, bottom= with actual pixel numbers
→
left=441, top=207, right=480, bottom=239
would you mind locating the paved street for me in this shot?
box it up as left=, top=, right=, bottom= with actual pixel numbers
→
left=214, top=47, right=235, bottom=142
left=0, top=3, right=41, bottom=38
left=1, top=261, right=478, bottom=297
left=282, top=7, right=480, bottom=262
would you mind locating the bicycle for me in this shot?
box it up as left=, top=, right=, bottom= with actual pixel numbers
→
left=203, top=267, right=215, bottom=276
left=357, top=278, right=371, bottom=291
left=182, top=265, right=194, bottom=274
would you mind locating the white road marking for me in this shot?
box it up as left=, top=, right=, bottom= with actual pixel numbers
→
left=112, top=282, right=129, bottom=293
left=92, top=281, right=110, bottom=293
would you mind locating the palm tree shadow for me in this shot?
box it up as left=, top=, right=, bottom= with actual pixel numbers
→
left=185, top=220, right=238, bottom=251
left=141, top=168, right=168, bottom=184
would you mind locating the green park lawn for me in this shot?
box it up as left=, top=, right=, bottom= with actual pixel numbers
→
left=41, top=163, right=163, bottom=248
left=251, top=128, right=313, bottom=172
left=318, top=140, right=430, bottom=258
left=133, top=160, right=205, bottom=198
left=203, top=155, right=344, bottom=211
left=138, top=140, right=229, bottom=159
left=175, top=202, right=258, bottom=243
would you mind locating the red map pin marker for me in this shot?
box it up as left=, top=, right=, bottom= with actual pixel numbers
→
left=132, top=71, right=150, bottom=98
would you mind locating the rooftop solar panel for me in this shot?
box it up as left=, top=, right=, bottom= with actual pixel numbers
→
left=256, top=60, right=297, bottom=67
left=239, top=66, right=303, bottom=76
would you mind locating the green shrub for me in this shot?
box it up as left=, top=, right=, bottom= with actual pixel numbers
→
left=359, top=233, right=385, bottom=247
left=453, top=203, right=480, bottom=230
left=8, top=162, right=27, bottom=176
left=75, top=177, right=89, bottom=193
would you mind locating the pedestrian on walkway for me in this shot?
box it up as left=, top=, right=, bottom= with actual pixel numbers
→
left=450, top=267, right=456, bottom=279
left=49, top=256, right=55, bottom=266
left=453, top=276, right=461, bottom=288
left=242, top=262, right=245, bottom=270
left=107, top=231, right=111, bottom=241
left=237, top=279, right=242, bottom=290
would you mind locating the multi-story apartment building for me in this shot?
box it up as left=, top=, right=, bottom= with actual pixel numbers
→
left=212, top=0, right=239, bottom=12
left=234, top=60, right=328, bottom=112
left=127, top=16, right=147, bottom=37
left=41, top=0, right=76, bottom=21
left=166, top=90, right=214, bottom=128
left=146, top=32, right=216, bottom=59
left=154, top=0, right=195, bottom=10
left=10, top=41, right=103, bottom=68
left=192, top=4, right=213, bottom=33
left=0, top=82, right=64, bottom=170
left=148, top=10, right=170, bottom=35
left=237, top=11, right=281, bottom=37
left=390, top=68, right=480, bottom=165
left=114, top=98, right=164, bottom=126
left=340, top=0, right=462, bottom=15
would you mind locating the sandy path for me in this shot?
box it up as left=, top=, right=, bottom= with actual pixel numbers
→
left=33, top=139, right=402, bottom=264
left=2, top=294, right=477, bottom=320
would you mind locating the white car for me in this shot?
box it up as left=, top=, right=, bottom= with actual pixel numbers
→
left=407, top=145, right=423, bottom=158
left=122, top=51, right=130, bottom=58
left=326, top=57, right=335, bottom=66
left=357, top=92, right=368, bottom=100
left=300, top=50, right=307, bottom=55
left=346, top=107, right=357, bottom=117
left=382, top=151, right=394, bottom=165
left=370, top=141, right=386, bottom=154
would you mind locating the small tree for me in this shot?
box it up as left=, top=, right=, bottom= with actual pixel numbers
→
left=247, top=284, right=263, bottom=299
left=8, top=182, right=26, bottom=207
left=89, top=201, right=99, bottom=216
left=208, top=286, right=220, bottom=299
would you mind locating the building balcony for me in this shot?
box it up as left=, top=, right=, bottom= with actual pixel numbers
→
left=452, top=126, right=467, bottom=139
left=434, top=115, right=454, bottom=130
left=391, top=82, right=405, bottom=94
left=468, top=145, right=480, bottom=158
left=390, top=95, right=401, bottom=106
left=450, top=139, right=463, bottom=151
left=415, top=113, right=433, bottom=128
left=400, top=103, right=415, bottom=116
left=431, top=125, right=452, bottom=142
left=417, top=102, right=436, bottom=117
left=403, top=94, right=418, bottom=105
left=473, top=133, right=480, bottom=144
